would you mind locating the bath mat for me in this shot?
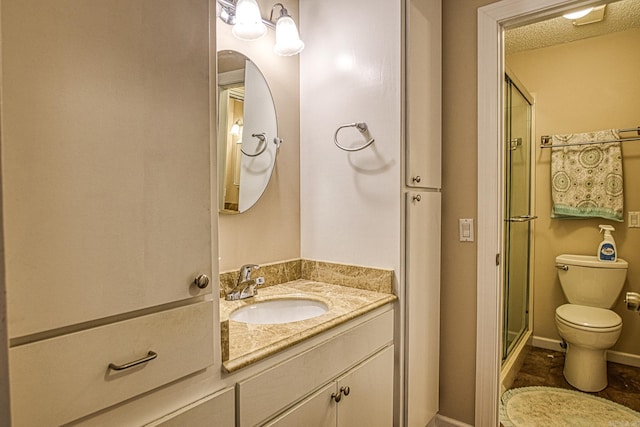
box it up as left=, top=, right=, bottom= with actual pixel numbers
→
left=500, top=386, right=640, bottom=427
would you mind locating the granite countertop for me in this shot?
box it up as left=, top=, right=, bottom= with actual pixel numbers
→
left=220, top=279, right=397, bottom=372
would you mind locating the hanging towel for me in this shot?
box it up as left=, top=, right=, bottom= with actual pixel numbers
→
left=550, top=129, right=624, bottom=222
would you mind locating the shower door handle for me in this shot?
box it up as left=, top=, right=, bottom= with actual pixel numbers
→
left=506, top=215, right=538, bottom=222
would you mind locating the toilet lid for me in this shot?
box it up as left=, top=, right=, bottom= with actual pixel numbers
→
left=556, top=304, right=622, bottom=328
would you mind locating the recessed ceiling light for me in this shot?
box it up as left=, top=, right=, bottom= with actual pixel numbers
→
left=569, top=5, right=607, bottom=26
left=563, top=7, right=594, bottom=20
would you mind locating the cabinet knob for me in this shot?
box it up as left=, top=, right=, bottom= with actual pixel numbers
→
left=412, top=194, right=422, bottom=202
left=412, top=175, right=421, bottom=183
left=331, top=386, right=350, bottom=403
left=194, top=274, right=210, bottom=289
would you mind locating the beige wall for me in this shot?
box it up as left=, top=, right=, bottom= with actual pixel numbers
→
left=441, top=0, right=496, bottom=423
left=508, top=27, right=640, bottom=355
left=217, top=0, right=301, bottom=272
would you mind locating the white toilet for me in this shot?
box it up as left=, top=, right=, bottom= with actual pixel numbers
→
left=554, top=254, right=628, bottom=392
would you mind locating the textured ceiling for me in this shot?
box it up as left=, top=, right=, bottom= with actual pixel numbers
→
left=506, top=0, right=640, bottom=54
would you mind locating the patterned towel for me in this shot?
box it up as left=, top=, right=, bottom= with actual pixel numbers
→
left=551, top=129, right=624, bottom=221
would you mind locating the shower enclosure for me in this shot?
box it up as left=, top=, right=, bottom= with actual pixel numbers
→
left=502, top=72, right=534, bottom=361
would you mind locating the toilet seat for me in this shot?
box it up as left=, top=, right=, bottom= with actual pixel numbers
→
left=556, top=304, right=622, bottom=331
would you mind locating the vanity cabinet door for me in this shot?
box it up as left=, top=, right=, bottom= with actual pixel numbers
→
left=336, top=345, right=394, bottom=427
left=263, top=383, right=336, bottom=427
left=2, top=0, right=212, bottom=338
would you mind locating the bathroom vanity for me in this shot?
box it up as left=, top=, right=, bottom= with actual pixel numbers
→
left=233, top=304, right=394, bottom=426
left=151, top=282, right=395, bottom=427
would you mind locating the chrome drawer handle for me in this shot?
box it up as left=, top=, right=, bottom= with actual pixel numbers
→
left=108, top=351, right=157, bottom=371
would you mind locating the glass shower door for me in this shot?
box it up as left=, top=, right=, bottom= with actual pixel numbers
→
left=502, top=75, right=533, bottom=361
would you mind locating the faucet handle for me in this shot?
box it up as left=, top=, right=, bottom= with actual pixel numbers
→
left=239, top=264, right=260, bottom=281
left=240, top=264, right=260, bottom=273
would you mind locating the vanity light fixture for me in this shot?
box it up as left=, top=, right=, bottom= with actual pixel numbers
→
left=217, top=0, right=304, bottom=56
left=232, top=0, right=266, bottom=41
left=270, top=3, right=304, bottom=56
left=218, top=2, right=236, bottom=25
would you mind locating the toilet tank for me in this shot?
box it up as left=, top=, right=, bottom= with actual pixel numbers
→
left=556, top=254, right=628, bottom=309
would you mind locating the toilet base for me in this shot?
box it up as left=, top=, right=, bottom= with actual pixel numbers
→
left=563, top=343, right=608, bottom=392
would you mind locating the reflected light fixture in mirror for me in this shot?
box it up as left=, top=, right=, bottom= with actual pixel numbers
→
left=217, top=0, right=304, bottom=56
left=230, top=120, right=243, bottom=137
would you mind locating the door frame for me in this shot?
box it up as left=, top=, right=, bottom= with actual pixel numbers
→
left=475, top=0, right=601, bottom=425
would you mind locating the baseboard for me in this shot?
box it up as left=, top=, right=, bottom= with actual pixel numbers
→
left=531, top=336, right=563, bottom=352
left=532, top=336, right=640, bottom=368
left=433, top=414, right=474, bottom=427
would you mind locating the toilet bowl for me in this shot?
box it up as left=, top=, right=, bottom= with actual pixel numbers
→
left=554, top=254, right=628, bottom=392
left=555, top=304, right=622, bottom=391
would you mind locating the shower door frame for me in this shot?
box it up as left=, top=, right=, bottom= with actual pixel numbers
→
left=475, top=0, right=601, bottom=425
left=502, top=71, right=535, bottom=363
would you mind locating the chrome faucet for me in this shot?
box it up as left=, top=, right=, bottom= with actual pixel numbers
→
left=225, top=264, right=265, bottom=301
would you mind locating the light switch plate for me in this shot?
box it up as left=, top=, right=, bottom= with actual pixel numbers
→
left=459, top=218, right=475, bottom=242
left=629, top=212, right=640, bottom=228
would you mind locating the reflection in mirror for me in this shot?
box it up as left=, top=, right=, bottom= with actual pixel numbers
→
left=217, top=50, right=280, bottom=214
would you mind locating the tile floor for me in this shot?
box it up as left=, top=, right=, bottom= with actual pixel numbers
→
left=509, top=346, right=640, bottom=412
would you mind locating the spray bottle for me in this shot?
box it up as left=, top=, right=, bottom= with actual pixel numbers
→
left=597, top=225, right=617, bottom=262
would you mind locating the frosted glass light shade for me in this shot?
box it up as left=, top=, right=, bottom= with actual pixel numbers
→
left=232, top=0, right=266, bottom=41
left=273, top=15, right=304, bottom=56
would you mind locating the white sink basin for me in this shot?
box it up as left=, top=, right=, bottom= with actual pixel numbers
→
left=229, top=298, right=329, bottom=324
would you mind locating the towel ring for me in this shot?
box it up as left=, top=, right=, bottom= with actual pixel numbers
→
left=241, top=133, right=268, bottom=157
left=334, top=122, right=375, bottom=152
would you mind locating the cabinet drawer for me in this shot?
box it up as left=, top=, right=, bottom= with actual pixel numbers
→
left=9, top=301, right=214, bottom=427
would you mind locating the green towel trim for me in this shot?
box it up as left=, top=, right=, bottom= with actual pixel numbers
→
left=552, top=204, right=623, bottom=222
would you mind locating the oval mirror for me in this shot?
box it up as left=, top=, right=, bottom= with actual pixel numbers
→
left=217, top=50, right=280, bottom=214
